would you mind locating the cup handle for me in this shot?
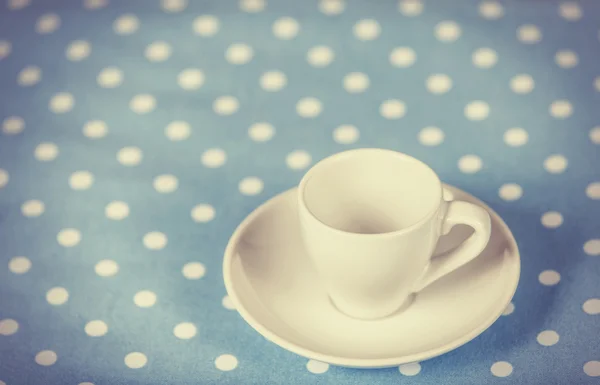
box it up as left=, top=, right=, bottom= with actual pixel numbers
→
left=412, top=200, right=492, bottom=292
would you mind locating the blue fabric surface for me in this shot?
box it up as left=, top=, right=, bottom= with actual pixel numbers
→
left=1, top=0, right=600, bottom=384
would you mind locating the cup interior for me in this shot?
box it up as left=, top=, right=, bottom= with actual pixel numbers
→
left=300, top=149, right=442, bottom=235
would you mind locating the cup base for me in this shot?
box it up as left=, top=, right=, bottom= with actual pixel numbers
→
left=328, top=293, right=417, bottom=321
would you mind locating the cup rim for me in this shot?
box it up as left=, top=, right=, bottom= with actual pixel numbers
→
left=297, top=148, right=443, bottom=238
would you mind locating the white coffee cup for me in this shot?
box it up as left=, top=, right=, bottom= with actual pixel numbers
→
left=297, top=148, right=492, bottom=320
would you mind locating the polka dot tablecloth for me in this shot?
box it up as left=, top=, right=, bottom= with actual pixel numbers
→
left=0, top=0, right=599, bottom=383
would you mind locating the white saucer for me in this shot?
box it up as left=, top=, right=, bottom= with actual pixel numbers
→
left=223, top=184, right=520, bottom=368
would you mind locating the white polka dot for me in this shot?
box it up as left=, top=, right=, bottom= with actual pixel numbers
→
left=66, top=40, right=91, bottom=61
left=85, top=320, right=108, bottom=337
left=296, top=98, right=323, bottom=118
left=34, top=143, right=59, bottom=161
left=94, top=259, right=119, bottom=277
left=84, top=0, right=108, bottom=9
left=36, top=13, right=61, bottom=34
left=491, top=361, right=512, bottom=377
left=143, top=232, right=167, bottom=250
left=130, top=94, right=156, bottom=114
left=0, top=319, right=19, bottom=335
left=286, top=150, right=312, bottom=170
left=201, top=148, right=227, bottom=168
left=353, top=19, right=381, bottom=41
left=419, top=126, right=444, bottom=146
left=260, top=71, right=287, bottom=91
left=69, top=171, right=94, bottom=190
left=8, top=0, right=30, bottom=10
left=306, top=360, right=329, bottom=374
left=182, top=262, right=206, bottom=279
left=504, top=128, right=528, bottom=147
left=49, top=92, right=74, bottom=113
left=555, top=50, right=578, bottom=68
left=35, top=350, right=57, bottom=366
left=133, top=290, right=157, bottom=307
left=57, top=228, right=82, bottom=247
left=161, top=0, right=187, bottom=12
left=435, top=21, right=461, bottom=42
left=173, top=322, right=197, bottom=339
left=222, top=295, right=235, bottom=310
left=105, top=201, right=129, bottom=220
left=2, top=116, right=24, bottom=135
left=193, top=15, right=219, bottom=36
left=543, top=154, right=568, bottom=174
left=178, top=68, right=204, bottom=90
left=333, top=125, right=359, bottom=144
left=154, top=175, right=179, bottom=194
left=124, top=352, right=147, bottom=369
left=465, top=101, right=489, bottom=121
left=46, top=287, right=69, bottom=305
left=587, top=182, right=600, bottom=199
left=499, top=183, right=523, bottom=201
left=584, top=361, right=600, bottom=377
left=83, top=120, right=108, bottom=138
left=166, top=121, right=191, bottom=141
left=541, top=211, right=563, bottom=228
left=240, top=0, right=264, bottom=12
left=273, top=17, right=299, bottom=40
left=0, top=40, right=11, bottom=60
left=458, top=155, right=483, bottom=174
left=510, top=74, right=534, bottom=94
left=343, top=72, right=369, bottom=93
left=398, top=0, right=423, bottom=16
left=537, top=330, right=559, bottom=346
left=380, top=99, right=406, bottom=119
left=113, top=14, right=139, bottom=35
left=213, top=96, right=239, bottom=115
left=518, top=25, right=542, bottom=43
left=145, top=41, right=171, bottom=62
left=97, top=67, right=123, bottom=88
left=0, top=169, right=8, bottom=188
left=426, top=74, right=452, bottom=94
left=225, top=43, right=253, bottom=65
left=117, top=146, right=143, bottom=166
left=472, top=48, right=497, bottom=68
left=550, top=100, right=573, bottom=119
left=307, top=46, right=334, bottom=67
left=583, top=299, right=600, bottom=315
left=249, top=122, right=275, bottom=142
left=18, top=66, right=41, bottom=86
left=191, top=204, right=215, bottom=223
left=8, top=256, right=31, bottom=274
left=479, top=1, right=504, bottom=19
left=539, top=270, right=560, bottom=286
left=502, top=302, right=515, bottom=316
left=559, top=2, right=582, bottom=21
left=21, top=200, right=44, bottom=217
left=399, top=362, right=421, bottom=376
left=215, top=354, right=238, bottom=371
left=389, top=47, right=416, bottom=68
left=239, top=177, right=264, bottom=196
left=590, top=127, right=600, bottom=144
left=319, top=0, right=345, bottom=15
left=584, top=239, right=600, bottom=256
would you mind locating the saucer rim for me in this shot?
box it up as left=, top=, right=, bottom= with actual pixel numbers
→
left=223, top=185, right=521, bottom=368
